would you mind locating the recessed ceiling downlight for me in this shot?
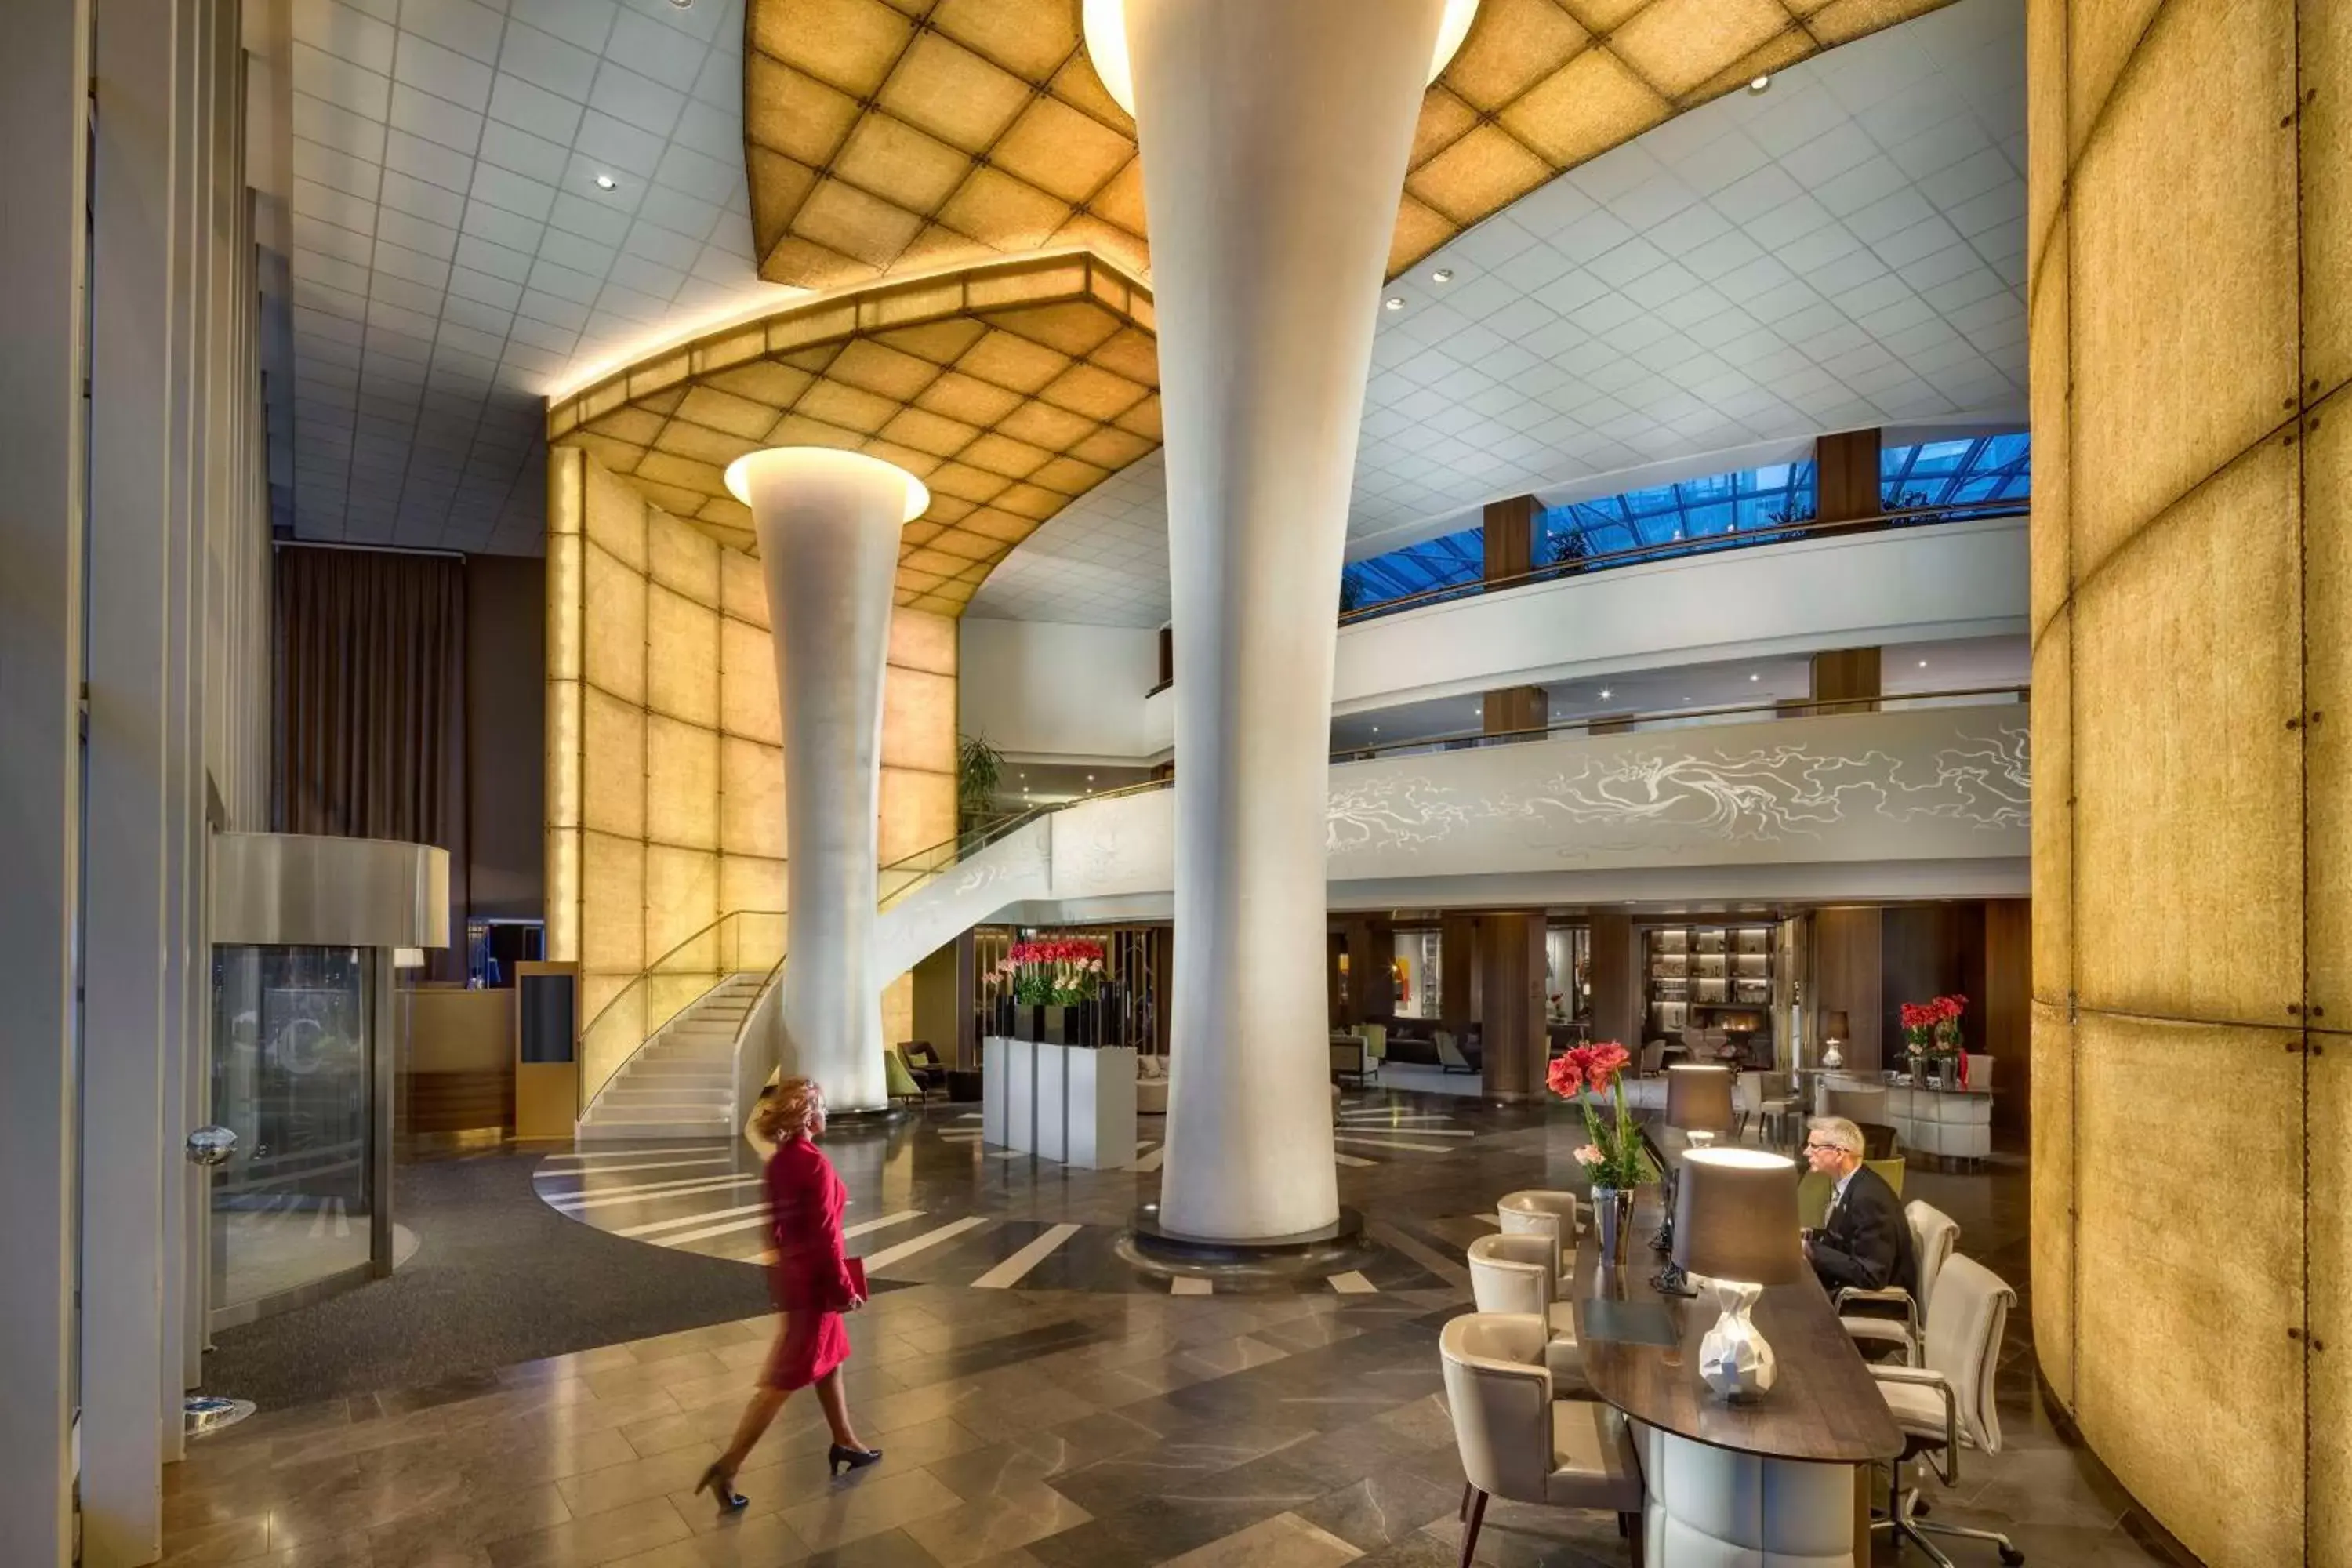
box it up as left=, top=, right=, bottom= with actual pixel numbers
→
left=1384, top=296, right=1405, bottom=311
left=1748, top=74, right=1772, bottom=93
left=593, top=173, right=617, bottom=191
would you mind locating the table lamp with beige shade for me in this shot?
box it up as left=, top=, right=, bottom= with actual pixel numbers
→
left=1664, top=1063, right=1736, bottom=1148
left=1651, top=1064, right=1740, bottom=1290
left=1673, top=1146, right=1803, bottom=1400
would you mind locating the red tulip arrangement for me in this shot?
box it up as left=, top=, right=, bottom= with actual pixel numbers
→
left=1547, top=1041, right=1650, bottom=1190
left=991, top=939, right=1106, bottom=1004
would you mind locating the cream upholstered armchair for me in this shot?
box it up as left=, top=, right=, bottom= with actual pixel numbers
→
left=1496, top=1189, right=1581, bottom=1282
left=1465, top=1233, right=1585, bottom=1392
left=1869, top=1254, right=2024, bottom=1566
left=1439, top=1314, right=1645, bottom=1564
left=1839, top=1200, right=1961, bottom=1366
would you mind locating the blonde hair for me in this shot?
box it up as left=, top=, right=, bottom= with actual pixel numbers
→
left=756, top=1076, right=825, bottom=1142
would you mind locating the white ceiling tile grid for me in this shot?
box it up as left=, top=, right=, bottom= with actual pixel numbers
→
left=970, top=0, right=2028, bottom=629
left=284, top=0, right=795, bottom=556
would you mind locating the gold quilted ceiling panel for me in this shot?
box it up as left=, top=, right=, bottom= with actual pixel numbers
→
left=546, top=252, right=1156, bottom=616
left=746, top=0, right=1960, bottom=291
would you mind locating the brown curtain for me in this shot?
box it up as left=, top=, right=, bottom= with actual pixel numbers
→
left=272, top=545, right=469, bottom=981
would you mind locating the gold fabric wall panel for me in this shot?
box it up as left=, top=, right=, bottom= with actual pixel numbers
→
left=2033, top=2, right=2340, bottom=1555
left=2026, top=218, right=2070, bottom=644
left=2065, top=0, right=2299, bottom=581
left=2070, top=441, right=2303, bottom=1024
left=721, top=853, right=787, bottom=919
left=720, top=618, right=782, bottom=745
left=581, top=832, right=645, bottom=978
left=2307, top=0, right=2352, bottom=391
left=2027, top=1000, right=2073, bottom=1405
left=548, top=451, right=957, bottom=1107
left=720, top=735, right=788, bottom=860
left=2075, top=1014, right=2306, bottom=1566
left=644, top=844, right=720, bottom=969
left=647, top=715, right=719, bottom=850
left=2313, top=1044, right=2352, bottom=1567
left=879, top=765, right=957, bottom=866
left=2024, top=0, right=2066, bottom=285
left=582, top=543, right=647, bottom=706
left=884, top=666, right=958, bottom=774
left=2028, top=617, right=2070, bottom=1005
left=580, top=688, right=646, bottom=842
left=646, top=586, right=720, bottom=729
left=2308, top=397, right=2352, bottom=1015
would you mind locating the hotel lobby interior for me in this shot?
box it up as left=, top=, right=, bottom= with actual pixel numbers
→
left=3, top=1, right=2343, bottom=1566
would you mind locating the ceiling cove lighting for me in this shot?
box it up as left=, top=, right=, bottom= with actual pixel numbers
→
left=1083, top=0, right=1480, bottom=115
left=593, top=173, right=617, bottom=191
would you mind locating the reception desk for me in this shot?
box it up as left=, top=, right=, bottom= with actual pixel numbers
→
left=1570, top=1198, right=1903, bottom=1564
left=1882, top=1081, right=1993, bottom=1161
left=981, top=1037, right=1137, bottom=1169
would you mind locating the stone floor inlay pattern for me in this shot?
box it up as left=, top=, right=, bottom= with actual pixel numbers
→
left=165, top=1089, right=2172, bottom=1566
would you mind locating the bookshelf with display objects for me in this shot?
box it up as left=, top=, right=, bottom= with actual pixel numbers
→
left=1644, top=924, right=1777, bottom=1066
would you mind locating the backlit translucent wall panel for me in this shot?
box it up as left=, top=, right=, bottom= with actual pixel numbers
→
left=548, top=448, right=958, bottom=1105
left=2029, top=3, right=2347, bottom=1562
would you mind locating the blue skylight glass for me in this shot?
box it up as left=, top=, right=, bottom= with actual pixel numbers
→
left=1536, top=459, right=1818, bottom=561
left=1340, top=524, right=1483, bottom=609
left=1334, top=434, right=2031, bottom=618
left=1881, top=432, right=2032, bottom=510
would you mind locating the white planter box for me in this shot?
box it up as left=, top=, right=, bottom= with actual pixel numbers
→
left=982, top=1035, right=1009, bottom=1147
left=1065, top=1046, right=1138, bottom=1170
left=978, top=1036, right=1134, bottom=1168
left=999, top=1036, right=1036, bottom=1152
left=1033, top=1041, right=1069, bottom=1161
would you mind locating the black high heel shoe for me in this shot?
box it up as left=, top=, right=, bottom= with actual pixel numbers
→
left=695, top=1461, right=749, bottom=1512
left=828, top=1443, right=884, bottom=1476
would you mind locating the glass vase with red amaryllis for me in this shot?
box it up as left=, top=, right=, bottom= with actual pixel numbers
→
left=1547, top=1041, right=1653, bottom=1265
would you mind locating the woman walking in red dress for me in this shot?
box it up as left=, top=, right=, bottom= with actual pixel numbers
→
left=697, top=1077, right=881, bottom=1510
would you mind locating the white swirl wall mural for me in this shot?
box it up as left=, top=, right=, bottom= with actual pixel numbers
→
left=873, top=706, right=2031, bottom=949
left=1324, top=710, right=2031, bottom=871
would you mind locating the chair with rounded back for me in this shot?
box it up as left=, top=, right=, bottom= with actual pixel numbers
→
left=1465, top=1233, right=1585, bottom=1392
left=1869, top=1254, right=2024, bottom=1566
left=1796, top=1156, right=1906, bottom=1229
left=1496, top=1190, right=1581, bottom=1281
left=1439, top=1314, right=1644, bottom=1566
left=1839, top=1200, right=1961, bottom=1365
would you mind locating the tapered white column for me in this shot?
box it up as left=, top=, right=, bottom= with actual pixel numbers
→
left=729, top=449, right=927, bottom=1114
left=1115, top=0, right=1455, bottom=1240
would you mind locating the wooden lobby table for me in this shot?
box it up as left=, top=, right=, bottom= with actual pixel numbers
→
left=1568, top=1200, right=1903, bottom=1564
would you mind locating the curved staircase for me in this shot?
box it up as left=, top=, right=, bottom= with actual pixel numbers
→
left=577, top=972, right=766, bottom=1140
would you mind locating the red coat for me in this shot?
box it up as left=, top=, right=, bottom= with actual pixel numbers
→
left=760, top=1136, right=855, bottom=1390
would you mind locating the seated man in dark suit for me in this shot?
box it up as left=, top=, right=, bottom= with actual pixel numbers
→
left=1801, top=1116, right=1917, bottom=1298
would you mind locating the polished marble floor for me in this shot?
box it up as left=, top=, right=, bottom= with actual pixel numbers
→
left=162, top=1090, right=2177, bottom=1567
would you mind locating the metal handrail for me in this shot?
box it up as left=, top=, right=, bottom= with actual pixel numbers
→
left=1334, top=496, right=2027, bottom=628
left=877, top=684, right=2031, bottom=901
left=576, top=908, right=786, bottom=1116
left=1329, top=683, right=2031, bottom=764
